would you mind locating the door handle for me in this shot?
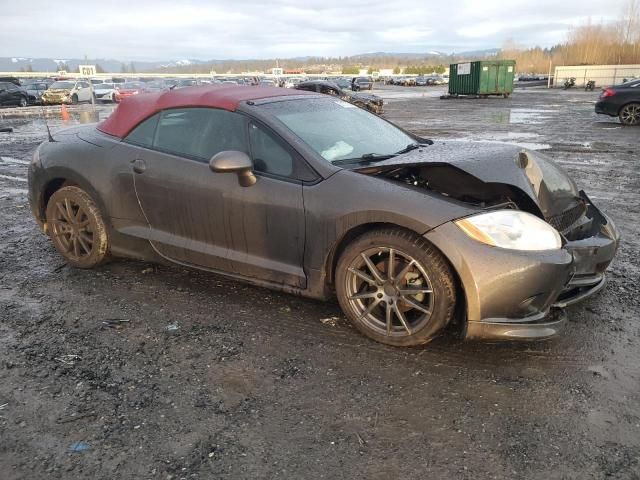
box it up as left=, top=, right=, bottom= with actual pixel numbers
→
left=132, top=158, right=146, bottom=174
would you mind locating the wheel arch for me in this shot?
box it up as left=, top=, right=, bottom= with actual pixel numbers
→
left=618, top=100, right=640, bottom=115
left=324, top=221, right=463, bottom=293
left=38, top=168, right=110, bottom=233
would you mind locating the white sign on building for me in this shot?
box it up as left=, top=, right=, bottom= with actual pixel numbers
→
left=78, top=65, right=97, bottom=77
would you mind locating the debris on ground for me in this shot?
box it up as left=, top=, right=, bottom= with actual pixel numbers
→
left=54, top=354, right=81, bottom=365
left=320, top=316, right=340, bottom=326
left=101, top=318, right=130, bottom=329
left=69, top=441, right=90, bottom=452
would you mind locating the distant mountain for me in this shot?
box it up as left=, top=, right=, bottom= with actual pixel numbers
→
left=0, top=57, right=209, bottom=73
left=350, top=51, right=445, bottom=59
left=0, top=49, right=501, bottom=73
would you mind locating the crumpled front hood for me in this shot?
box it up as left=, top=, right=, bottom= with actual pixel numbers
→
left=358, top=140, right=581, bottom=219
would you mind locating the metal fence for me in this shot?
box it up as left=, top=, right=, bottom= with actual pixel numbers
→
left=553, top=64, right=640, bottom=88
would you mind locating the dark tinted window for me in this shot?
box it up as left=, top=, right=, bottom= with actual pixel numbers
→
left=153, top=108, right=247, bottom=160
left=125, top=113, right=159, bottom=148
left=249, top=122, right=293, bottom=177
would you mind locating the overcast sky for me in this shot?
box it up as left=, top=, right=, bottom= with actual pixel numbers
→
left=2, top=0, right=619, bottom=60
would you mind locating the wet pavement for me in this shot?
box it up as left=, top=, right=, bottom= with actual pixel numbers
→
left=1, top=88, right=639, bottom=479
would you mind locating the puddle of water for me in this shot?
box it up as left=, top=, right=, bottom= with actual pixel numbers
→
left=509, top=108, right=556, bottom=124
left=0, top=187, right=28, bottom=195
left=0, top=156, right=30, bottom=165
left=452, top=137, right=551, bottom=150
left=0, top=174, right=28, bottom=182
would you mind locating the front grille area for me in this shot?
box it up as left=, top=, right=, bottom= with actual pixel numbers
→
left=548, top=200, right=587, bottom=233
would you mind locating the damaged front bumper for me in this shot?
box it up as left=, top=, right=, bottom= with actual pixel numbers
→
left=425, top=196, right=620, bottom=341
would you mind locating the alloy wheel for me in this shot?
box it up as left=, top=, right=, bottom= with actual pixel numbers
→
left=50, top=197, right=95, bottom=262
left=620, top=104, right=640, bottom=125
left=345, top=247, right=434, bottom=337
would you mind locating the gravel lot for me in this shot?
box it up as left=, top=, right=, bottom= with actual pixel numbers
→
left=1, top=86, right=639, bottom=479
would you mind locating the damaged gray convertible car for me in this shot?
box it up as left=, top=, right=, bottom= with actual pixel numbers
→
left=28, top=86, right=620, bottom=346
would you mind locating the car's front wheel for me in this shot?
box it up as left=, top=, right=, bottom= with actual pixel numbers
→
left=336, top=228, right=456, bottom=346
left=619, top=103, right=640, bottom=125
left=19, top=96, right=28, bottom=107
left=45, top=186, right=110, bottom=268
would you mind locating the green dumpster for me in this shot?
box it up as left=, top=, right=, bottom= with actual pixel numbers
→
left=447, top=60, right=516, bottom=97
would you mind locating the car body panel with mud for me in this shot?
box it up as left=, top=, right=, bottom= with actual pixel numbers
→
left=28, top=85, right=620, bottom=346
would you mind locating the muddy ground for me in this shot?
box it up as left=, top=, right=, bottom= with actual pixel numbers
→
left=0, top=86, right=639, bottom=479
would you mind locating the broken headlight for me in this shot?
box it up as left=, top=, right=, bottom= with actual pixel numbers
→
left=455, top=210, right=562, bottom=251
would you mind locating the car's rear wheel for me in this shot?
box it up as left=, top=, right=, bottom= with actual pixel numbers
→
left=45, top=186, right=109, bottom=268
left=336, top=228, right=456, bottom=346
left=71, top=94, right=78, bottom=104
left=619, top=103, right=640, bottom=125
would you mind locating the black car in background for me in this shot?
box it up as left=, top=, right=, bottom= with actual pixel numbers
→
left=595, top=79, right=640, bottom=125
left=351, top=76, right=373, bottom=91
left=22, top=81, right=49, bottom=104
left=0, top=81, right=30, bottom=107
left=295, top=80, right=383, bottom=114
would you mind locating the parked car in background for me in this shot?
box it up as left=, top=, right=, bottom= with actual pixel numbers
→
left=94, top=83, right=118, bottom=103
left=259, top=79, right=277, bottom=87
left=595, top=79, right=640, bottom=125
left=295, top=80, right=384, bottom=114
left=351, top=76, right=373, bottom=91
left=175, top=79, right=199, bottom=88
left=415, top=76, right=430, bottom=87
left=332, top=78, right=352, bottom=90
left=114, top=82, right=146, bottom=102
left=284, top=78, right=304, bottom=88
left=22, top=81, right=49, bottom=104
left=0, top=76, right=21, bottom=86
left=145, top=80, right=167, bottom=92
left=0, top=81, right=30, bottom=107
left=41, top=80, right=93, bottom=105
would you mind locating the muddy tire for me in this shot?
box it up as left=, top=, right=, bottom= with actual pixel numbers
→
left=336, top=228, right=456, bottom=347
left=619, top=103, right=640, bottom=126
left=45, top=186, right=109, bottom=268
left=71, top=94, right=78, bottom=104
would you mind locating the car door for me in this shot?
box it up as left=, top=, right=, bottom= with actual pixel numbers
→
left=128, top=107, right=308, bottom=288
left=78, top=81, right=91, bottom=101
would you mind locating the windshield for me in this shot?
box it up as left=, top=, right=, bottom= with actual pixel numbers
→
left=122, top=82, right=142, bottom=89
left=95, top=83, right=114, bottom=89
left=259, top=97, right=414, bottom=163
left=50, top=81, right=74, bottom=89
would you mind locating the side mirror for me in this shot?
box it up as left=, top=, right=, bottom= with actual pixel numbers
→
left=209, top=150, right=256, bottom=187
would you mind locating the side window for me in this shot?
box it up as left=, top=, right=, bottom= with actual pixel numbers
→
left=249, top=122, right=293, bottom=177
left=124, top=113, right=159, bottom=148
left=153, top=108, right=247, bottom=160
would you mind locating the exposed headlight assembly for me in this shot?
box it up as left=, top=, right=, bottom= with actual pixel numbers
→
left=455, top=210, right=562, bottom=251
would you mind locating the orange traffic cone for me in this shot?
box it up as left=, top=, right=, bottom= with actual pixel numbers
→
left=60, top=104, right=70, bottom=121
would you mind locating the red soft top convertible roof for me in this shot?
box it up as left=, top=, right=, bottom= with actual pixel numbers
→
left=97, top=85, right=314, bottom=138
